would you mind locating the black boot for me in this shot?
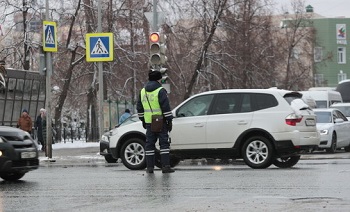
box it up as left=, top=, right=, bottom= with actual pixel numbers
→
left=145, top=153, right=155, bottom=174
left=162, top=165, right=175, bottom=173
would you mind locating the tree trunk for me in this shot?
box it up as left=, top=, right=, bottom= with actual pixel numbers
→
left=53, top=0, right=82, bottom=142
left=22, top=0, right=30, bottom=70
left=183, top=0, right=227, bottom=100
left=83, top=0, right=99, bottom=141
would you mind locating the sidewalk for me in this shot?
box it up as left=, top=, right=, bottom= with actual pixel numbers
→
left=38, top=140, right=106, bottom=166
left=301, top=151, right=350, bottom=160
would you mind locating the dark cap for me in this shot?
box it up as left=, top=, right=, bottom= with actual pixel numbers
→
left=22, top=109, right=28, bottom=113
left=125, top=109, right=130, bottom=113
left=148, top=70, right=162, bottom=81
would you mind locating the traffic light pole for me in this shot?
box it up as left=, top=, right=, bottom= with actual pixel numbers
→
left=152, top=0, right=159, bottom=71
left=152, top=0, right=158, bottom=32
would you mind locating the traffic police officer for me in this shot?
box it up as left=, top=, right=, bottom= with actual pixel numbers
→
left=137, top=70, right=174, bottom=174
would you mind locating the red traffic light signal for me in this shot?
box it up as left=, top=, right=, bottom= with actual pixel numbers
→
left=150, top=33, right=160, bottom=43
left=149, top=32, right=167, bottom=66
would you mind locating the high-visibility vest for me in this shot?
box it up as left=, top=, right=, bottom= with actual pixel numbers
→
left=141, top=87, right=163, bottom=123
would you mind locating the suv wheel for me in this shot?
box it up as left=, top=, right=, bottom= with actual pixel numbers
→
left=170, top=157, right=181, bottom=167
left=120, top=138, right=146, bottom=170
left=242, top=136, right=273, bottom=169
left=0, top=172, right=25, bottom=181
left=326, top=133, right=337, bottom=153
left=273, top=155, right=301, bottom=168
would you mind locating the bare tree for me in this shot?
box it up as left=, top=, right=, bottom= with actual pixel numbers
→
left=219, top=0, right=277, bottom=89
left=183, top=0, right=228, bottom=100
left=275, top=0, right=315, bottom=90
left=0, top=0, right=42, bottom=70
left=0, top=0, right=320, bottom=133
left=53, top=0, right=85, bottom=141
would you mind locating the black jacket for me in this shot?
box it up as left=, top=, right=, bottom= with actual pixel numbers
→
left=35, top=115, right=43, bottom=141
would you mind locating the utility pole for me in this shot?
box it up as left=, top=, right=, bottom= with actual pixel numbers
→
left=152, top=0, right=158, bottom=32
left=97, top=0, right=104, bottom=139
left=45, top=0, right=53, bottom=159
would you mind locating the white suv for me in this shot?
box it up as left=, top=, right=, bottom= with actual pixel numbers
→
left=100, top=89, right=320, bottom=169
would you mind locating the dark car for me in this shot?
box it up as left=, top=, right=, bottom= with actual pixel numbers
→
left=0, top=126, right=39, bottom=181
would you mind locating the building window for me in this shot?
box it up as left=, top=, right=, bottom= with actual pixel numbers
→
left=314, top=74, right=324, bottom=86
left=338, top=47, right=346, bottom=64
left=314, top=47, right=322, bottom=62
left=338, top=70, right=347, bottom=83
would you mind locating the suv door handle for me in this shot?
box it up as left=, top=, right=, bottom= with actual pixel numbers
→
left=238, top=121, right=248, bottom=125
left=194, top=123, right=204, bottom=127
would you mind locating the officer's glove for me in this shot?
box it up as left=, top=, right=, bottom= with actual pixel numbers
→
left=166, top=120, right=172, bottom=132
left=142, top=121, right=146, bottom=129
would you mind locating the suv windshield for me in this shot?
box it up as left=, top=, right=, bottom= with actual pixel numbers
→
left=119, top=114, right=139, bottom=127
left=314, top=111, right=332, bottom=123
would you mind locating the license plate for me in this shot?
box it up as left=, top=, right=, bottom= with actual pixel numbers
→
left=305, top=119, right=316, bottom=126
left=21, top=151, right=37, bottom=159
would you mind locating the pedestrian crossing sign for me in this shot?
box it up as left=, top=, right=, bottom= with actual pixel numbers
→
left=86, top=33, right=114, bottom=62
left=43, top=21, right=57, bottom=52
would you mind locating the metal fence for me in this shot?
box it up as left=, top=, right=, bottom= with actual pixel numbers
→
left=103, top=99, right=135, bottom=130
left=0, top=68, right=46, bottom=127
left=0, top=69, right=136, bottom=141
left=33, top=127, right=101, bottom=143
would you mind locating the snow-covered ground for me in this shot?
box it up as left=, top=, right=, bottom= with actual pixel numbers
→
left=38, top=140, right=103, bottom=162
left=38, top=140, right=99, bottom=150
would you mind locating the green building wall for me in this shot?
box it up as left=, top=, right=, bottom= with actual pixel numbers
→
left=313, top=18, right=350, bottom=87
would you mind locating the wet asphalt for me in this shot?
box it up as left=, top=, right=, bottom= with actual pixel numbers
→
left=38, top=146, right=350, bottom=167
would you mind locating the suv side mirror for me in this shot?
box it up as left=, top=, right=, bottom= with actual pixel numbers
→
left=334, top=118, right=344, bottom=123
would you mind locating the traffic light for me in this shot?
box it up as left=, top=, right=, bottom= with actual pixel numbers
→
left=149, top=32, right=167, bottom=66
left=160, top=67, right=168, bottom=84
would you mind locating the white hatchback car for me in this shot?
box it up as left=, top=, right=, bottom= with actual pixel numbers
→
left=313, top=108, right=350, bottom=153
left=100, top=89, right=320, bottom=169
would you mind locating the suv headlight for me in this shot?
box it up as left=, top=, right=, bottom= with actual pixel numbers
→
left=101, top=135, right=109, bottom=142
left=320, top=129, right=329, bottom=135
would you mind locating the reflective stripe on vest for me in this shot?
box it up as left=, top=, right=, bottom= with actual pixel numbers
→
left=141, top=87, right=163, bottom=123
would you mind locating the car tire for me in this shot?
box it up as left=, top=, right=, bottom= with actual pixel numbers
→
left=0, top=172, right=25, bottom=181
left=170, top=156, right=181, bottom=167
left=242, top=136, right=273, bottom=169
left=345, top=145, right=350, bottom=152
left=273, top=155, right=301, bottom=168
left=120, top=138, right=146, bottom=170
left=104, top=155, right=117, bottom=163
left=326, top=133, right=337, bottom=154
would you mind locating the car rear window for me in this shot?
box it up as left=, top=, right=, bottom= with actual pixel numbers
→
left=283, top=92, right=303, bottom=105
left=253, top=93, right=278, bottom=110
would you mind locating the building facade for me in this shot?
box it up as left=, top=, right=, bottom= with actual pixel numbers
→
left=313, top=18, right=350, bottom=87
